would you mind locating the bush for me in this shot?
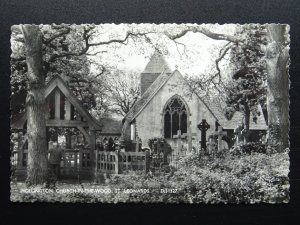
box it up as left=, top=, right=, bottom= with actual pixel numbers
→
left=148, top=137, right=171, bottom=154
left=164, top=150, right=289, bottom=203
left=230, top=142, right=267, bottom=156
left=11, top=148, right=289, bottom=203
left=240, top=142, right=267, bottom=154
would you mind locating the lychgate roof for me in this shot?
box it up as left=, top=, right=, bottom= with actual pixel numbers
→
left=11, top=75, right=103, bottom=130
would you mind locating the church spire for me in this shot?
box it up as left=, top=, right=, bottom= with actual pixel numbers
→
left=140, top=50, right=172, bottom=95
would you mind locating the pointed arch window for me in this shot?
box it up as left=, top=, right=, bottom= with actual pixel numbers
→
left=164, top=97, right=188, bottom=138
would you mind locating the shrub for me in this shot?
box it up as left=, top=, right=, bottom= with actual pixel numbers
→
left=11, top=148, right=289, bottom=203
left=230, top=142, right=267, bottom=155
left=148, top=137, right=169, bottom=154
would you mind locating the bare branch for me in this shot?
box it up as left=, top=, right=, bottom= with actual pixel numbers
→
left=86, top=50, right=107, bottom=56
left=11, top=56, right=26, bottom=62
left=47, top=29, right=157, bottom=63
left=215, top=43, right=232, bottom=78
left=43, top=27, right=71, bottom=45
left=165, top=26, right=242, bottom=43
left=88, top=31, right=155, bottom=47
left=93, top=65, right=107, bottom=79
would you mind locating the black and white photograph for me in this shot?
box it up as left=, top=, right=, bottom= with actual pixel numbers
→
left=10, top=23, right=290, bottom=203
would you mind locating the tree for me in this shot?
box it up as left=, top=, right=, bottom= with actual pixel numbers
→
left=103, top=70, right=140, bottom=117
left=166, top=24, right=289, bottom=151
left=11, top=24, right=156, bottom=184
left=264, top=24, right=290, bottom=152
left=11, top=24, right=289, bottom=184
left=224, top=24, right=267, bottom=143
left=11, top=25, right=100, bottom=116
left=20, top=25, right=48, bottom=185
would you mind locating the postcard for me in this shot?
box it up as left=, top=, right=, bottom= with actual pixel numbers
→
left=10, top=24, right=290, bottom=203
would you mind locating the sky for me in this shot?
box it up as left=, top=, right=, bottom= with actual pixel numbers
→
left=87, top=24, right=238, bottom=79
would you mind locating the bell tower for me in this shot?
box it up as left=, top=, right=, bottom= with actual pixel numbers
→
left=140, top=50, right=172, bottom=95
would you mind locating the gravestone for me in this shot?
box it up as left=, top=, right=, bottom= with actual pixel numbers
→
left=216, top=127, right=227, bottom=152
left=197, top=119, right=210, bottom=151
left=207, top=135, right=217, bottom=155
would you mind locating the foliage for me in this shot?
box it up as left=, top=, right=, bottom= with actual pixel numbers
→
left=11, top=25, right=100, bottom=118
left=163, top=150, right=289, bottom=203
left=11, top=148, right=289, bottom=203
left=148, top=137, right=172, bottom=155
left=148, top=137, right=164, bottom=152
left=225, top=24, right=268, bottom=135
left=230, top=142, right=267, bottom=155
left=103, top=70, right=140, bottom=117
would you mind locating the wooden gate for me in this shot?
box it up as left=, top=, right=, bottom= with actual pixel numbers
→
left=60, top=149, right=80, bottom=179
left=95, top=150, right=150, bottom=175
left=60, top=149, right=93, bottom=180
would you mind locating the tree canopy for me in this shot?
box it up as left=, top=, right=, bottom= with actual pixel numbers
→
left=224, top=25, right=268, bottom=141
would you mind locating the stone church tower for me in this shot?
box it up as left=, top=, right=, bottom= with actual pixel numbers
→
left=140, top=50, right=172, bottom=95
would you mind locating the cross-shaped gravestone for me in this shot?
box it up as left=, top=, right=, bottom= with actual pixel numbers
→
left=216, top=126, right=227, bottom=152
left=197, top=119, right=210, bottom=151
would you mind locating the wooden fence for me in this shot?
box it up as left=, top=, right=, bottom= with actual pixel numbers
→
left=11, top=148, right=94, bottom=180
left=96, top=151, right=118, bottom=174
left=118, top=151, right=150, bottom=173
left=12, top=149, right=150, bottom=180
left=95, top=150, right=150, bottom=175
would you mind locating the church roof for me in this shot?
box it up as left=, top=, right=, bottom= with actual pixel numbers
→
left=205, top=99, right=268, bottom=130
left=125, top=70, right=175, bottom=121
left=142, top=50, right=172, bottom=74
left=124, top=69, right=268, bottom=131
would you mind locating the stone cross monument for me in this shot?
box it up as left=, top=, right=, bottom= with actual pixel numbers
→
left=197, top=119, right=210, bottom=151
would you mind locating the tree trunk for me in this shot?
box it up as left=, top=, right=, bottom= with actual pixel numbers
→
left=265, top=25, right=290, bottom=152
left=21, top=25, right=48, bottom=185
left=244, top=104, right=251, bottom=143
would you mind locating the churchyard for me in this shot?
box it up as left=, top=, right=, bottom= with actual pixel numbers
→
left=10, top=24, right=290, bottom=203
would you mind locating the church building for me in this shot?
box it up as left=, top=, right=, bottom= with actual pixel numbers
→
left=122, top=51, right=268, bottom=152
